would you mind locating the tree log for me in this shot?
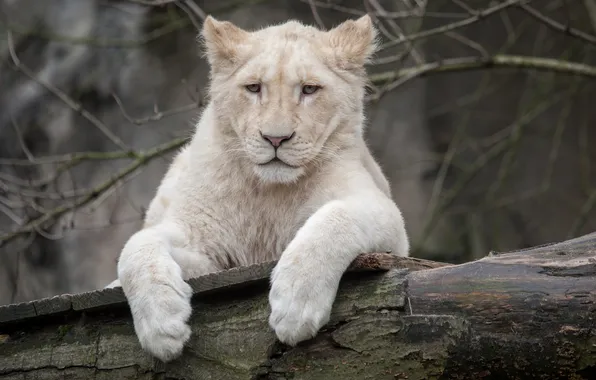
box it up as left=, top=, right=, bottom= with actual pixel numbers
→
left=0, top=233, right=595, bottom=379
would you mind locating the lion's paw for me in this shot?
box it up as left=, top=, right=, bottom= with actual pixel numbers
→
left=268, top=264, right=334, bottom=346
left=126, top=272, right=193, bottom=362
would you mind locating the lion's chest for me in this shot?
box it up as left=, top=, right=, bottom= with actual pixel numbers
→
left=186, top=193, right=312, bottom=268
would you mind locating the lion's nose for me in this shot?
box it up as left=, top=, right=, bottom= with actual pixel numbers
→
left=260, top=132, right=295, bottom=148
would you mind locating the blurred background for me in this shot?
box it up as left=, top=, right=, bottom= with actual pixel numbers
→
left=0, top=0, right=594, bottom=305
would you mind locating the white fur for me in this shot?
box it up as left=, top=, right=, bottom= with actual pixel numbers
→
left=111, top=15, right=409, bottom=362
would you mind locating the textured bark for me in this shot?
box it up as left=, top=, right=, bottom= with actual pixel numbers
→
left=0, top=233, right=595, bottom=379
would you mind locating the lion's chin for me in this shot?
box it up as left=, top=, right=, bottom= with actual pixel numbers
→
left=253, top=160, right=304, bottom=185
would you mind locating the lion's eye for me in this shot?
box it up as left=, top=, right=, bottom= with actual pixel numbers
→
left=245, top=84, right=261, bottom=93
left=302, top=85, right=320, bottom=95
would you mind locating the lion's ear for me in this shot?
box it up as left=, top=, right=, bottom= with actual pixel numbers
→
left=201, top=16, right=250, bottom=69
left=327, top=14, right=378, bottom=70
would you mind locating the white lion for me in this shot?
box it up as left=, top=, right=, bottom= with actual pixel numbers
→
left=108, top=14, right=410, bottom=362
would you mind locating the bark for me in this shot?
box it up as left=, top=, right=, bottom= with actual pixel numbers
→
left=0, top=233, right=594, bottom=380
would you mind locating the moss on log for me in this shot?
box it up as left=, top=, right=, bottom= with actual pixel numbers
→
left=0, top=233, right=595, bottom=379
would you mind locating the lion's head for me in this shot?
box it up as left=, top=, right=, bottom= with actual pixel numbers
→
left=201, top=15, right=378, bottom=184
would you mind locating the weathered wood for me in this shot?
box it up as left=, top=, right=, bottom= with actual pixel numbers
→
left=0, top=253, right=420, bottom=324
left=0, top=235, right=594, bottom=379
left=348, top=251, right=451, bottom=271
left=407, top=232, right=596, bottom=379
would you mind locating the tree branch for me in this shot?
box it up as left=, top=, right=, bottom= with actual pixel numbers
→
left=0, top=137, right=189, bottom=246
left=6, top=31, right=131, bottom=152
left=370, top=54, right=596, bottom=85
left=520, top=3, right=596, bottom=45
left=379, top=0, right=528, bottom=50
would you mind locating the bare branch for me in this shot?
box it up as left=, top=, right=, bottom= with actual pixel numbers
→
left=379, top=0, right=529, bottom=50
left=10, top=117, right=35, bottom=162
left=307, top=0, right=326, bottom=30
left=366, top=0, right=424, bottom=64
left=370, top=55, right=596, bottom=85
left=174, top=0, right=206, bottom=32
left=113, top=93, right=203, bottom=125
left=0, top=137, right=189, bottom=246
left=125, top=0, right=175, bottom=5
left=520, top=3, right=596, bottom=45
left=584, top=0, right=596, bottom=33
left=299, top=0, right=467, bottom=19
left=414, top=92, right=568, bottom=253
left=450, top=0, right=477, bottom=15
left=6, top=31, right=132, bottom=152
left=444, top=31, right=489, bottom=59
left=568, top=188, right=596, bottom=238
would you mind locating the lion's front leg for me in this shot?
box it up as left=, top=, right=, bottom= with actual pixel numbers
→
left=268, top=192, right=409, bottom=345
left=117, top=221, right=220, bottom=362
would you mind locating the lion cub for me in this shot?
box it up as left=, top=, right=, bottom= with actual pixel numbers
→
left=110, top=14, right=410, bottom=362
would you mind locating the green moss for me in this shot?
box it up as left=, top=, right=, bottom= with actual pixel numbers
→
left=57, top=324, right=72, bottom=339
left=574, top=332, right=596, bottom=372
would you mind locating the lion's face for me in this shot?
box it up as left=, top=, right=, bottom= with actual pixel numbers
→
left=202, top=16, right=377, bottom=184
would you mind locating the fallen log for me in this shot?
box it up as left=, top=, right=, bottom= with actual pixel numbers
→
left=0, top=233, right=594, bottom=379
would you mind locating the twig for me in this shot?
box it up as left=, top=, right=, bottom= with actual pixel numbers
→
left=4, top=16, right=189, bottom=48
left=0, top=202, right=24, bottom=226
left=379, top=0, right=528, bottom=50
left=369, top=55, right=596, bottom=85
left=450, top=0, right=477, bottom=15
left=175, top=0, right=206, bottom=32
left=467, top=74, right=579, bottom=214
left=125, top=0, right=175, bottom=5
left=579, top=118, right=591, bottom=195
left=179, top=0, right=206, bottom=20
left=444, top=31, right=489, bottom=59
left=584, top=0, right=596, bottom=33
left=6, top=31, right=131, bottom=152
left=0, top=150, right=138, bottom=166
left=10, top=117, right=35, bottom=162
left=0, top=137, right=189, bottom=246
left=484, top=24, right=551, bottom=205
left=308, top=0, right=326, bottom=30
left=367, top=0, right=424, bottom=64
left=413, top=92, right=566, bottom=253
left=298, top=0, right=467, bottom=19
left=421, top=70, right=498, bottom=233
left=568, top=188, right=596, bottom=238
left=113, top=93, right=203, bottom=125
left=520, top=3, right=596, bottom=45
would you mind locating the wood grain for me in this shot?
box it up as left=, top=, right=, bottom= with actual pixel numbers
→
left=0, top=252, right=420, bottom=324
left=0, top=234, right=595, bottom=379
